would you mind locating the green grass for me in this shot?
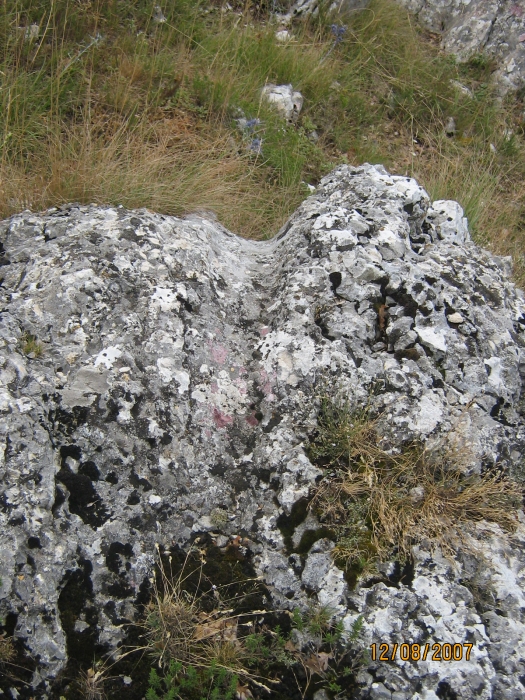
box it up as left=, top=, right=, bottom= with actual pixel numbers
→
left=1, top=0, right=525, bottom=278
left=20, top=332, right=43, bottom=357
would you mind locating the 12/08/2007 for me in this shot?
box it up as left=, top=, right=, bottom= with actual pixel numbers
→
left=370, top=642, right=473, bottom=662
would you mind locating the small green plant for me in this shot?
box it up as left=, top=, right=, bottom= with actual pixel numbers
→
left=20, top=332, right=43, bottom=357
left=146, top=659, right=238, bottom=700
left=210, top=507, right=229, bottom=529
left=285, top=605, right=366, bottom=696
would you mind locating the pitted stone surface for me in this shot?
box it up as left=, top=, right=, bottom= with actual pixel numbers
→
left=1, top=163, right=525, bottom=698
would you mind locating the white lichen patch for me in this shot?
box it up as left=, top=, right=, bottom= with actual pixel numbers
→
left=94, top=346, right=122, bottom=370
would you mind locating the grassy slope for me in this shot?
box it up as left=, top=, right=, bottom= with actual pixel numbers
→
left=1, top=0, right=524, bottom=280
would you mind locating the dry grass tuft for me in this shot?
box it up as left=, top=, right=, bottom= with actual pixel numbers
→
left=309, top=398, right=522, bottom=570
left=77, top=664, right=108, bottom=700
left=20, top=331, right=43, bottom=357
left=0, top=634, right=15, bottom=664
left=140, top=545, right=270, bottom=690
left=0, top=116, right=297, bottom=238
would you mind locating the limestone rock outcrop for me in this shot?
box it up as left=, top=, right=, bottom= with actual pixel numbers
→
left=282, top=0, right=525, bottom=94
left=1, top=164, right=525, bottom=698
left=397, top=0, right=525, bottom=94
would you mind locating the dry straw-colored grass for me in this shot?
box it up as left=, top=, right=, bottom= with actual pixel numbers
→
left=0, top=634, right=15, bottom=664
left=77, top=665, right=108, bottom=700
left=139, top=545, right=272, bottom=691
left=309, top=399, right=522, bottom=569
left=0, top=116, right=297, bottom=238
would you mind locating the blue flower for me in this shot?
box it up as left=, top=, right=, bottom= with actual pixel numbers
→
left=245, top=118, right=261, bottom=131
left=331, top=24, right=347, bottom=43
left=249, top=137, right=263, bottom=154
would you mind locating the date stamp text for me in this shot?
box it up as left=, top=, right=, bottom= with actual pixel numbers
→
left=370, top=642, right=473, bottom=662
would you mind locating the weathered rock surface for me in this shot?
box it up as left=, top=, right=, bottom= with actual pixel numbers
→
left=397, top=0, right=525, bottom=94
left=282, top=0, right=525, bottom=94
left=279, top=0, right=370, bottom=21
left=1, top=163, right=525, bottom=698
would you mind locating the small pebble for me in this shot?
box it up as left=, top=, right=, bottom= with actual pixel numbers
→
left=445, top=117, right=456, bottom=136
left=275, top=29, right=291, bottom=42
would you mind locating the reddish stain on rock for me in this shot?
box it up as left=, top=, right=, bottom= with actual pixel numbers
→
left=246, top=412, right=259, bottom=427
left=213, top=407, right=233, bottom=428
left=211, top=343, right=228, bottom=365
left=235, top=379, right=248, bottom=395
left=260, top=326, right=270, bottom=337
left=258, top=368, right=276, bottom=396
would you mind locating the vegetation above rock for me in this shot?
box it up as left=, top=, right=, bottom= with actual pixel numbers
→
left=2, top=0, right=525, bottom=280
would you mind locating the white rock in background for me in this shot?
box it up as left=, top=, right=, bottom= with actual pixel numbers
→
left=261, top=83, right=303, bottom=121
left=275, top=29, right=292, bottom=42
left=279, top=0, right=369, bottom=21
left=395, top=0, right=525, bottom=94
left=25, top=23, right=40, bottom=40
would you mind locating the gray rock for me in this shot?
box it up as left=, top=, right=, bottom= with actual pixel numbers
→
left=1, top=164, right=525, bottom=698
left=445, top=116, right=457, bottom=136
left=279, top=0, right=370, bottom=21
left=261, top=83, right=304, bottom=121
left=396, top=0, right=525, bottom=94
left=313, top=690, right=331, bottom=700
left=275, top=28, right=292, bottom=42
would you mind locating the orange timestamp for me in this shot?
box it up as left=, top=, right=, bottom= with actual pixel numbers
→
left=370, top=642, right=474, bottom=662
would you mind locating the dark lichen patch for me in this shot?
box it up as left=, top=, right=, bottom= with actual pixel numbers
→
left=387, top=559, right=415, bottom=587
left=436, top=679, right=459, bottom=700
left=277, top=497, right=310, bottom=553
left=106, top=541, right=134, bottom=575
left=129, top=470, right=153, bottom=491
left=128, top=511, right=157, bottom=532
left=56, top=465, right=109, bottom=528
left=329, top=271, right=342, bottom=294
left=358, top=557, right=415, bottom=591
left=48, top=401, right=91, bottom=438
left=262, top=412, right=282, bottom=433
left=78, top=460, right=100, bottom=481
left=295, top=526, right=335, bottom=555
left=54, top=558, right=105, bottom=697
left=127, top=490, right=141, bottom=505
